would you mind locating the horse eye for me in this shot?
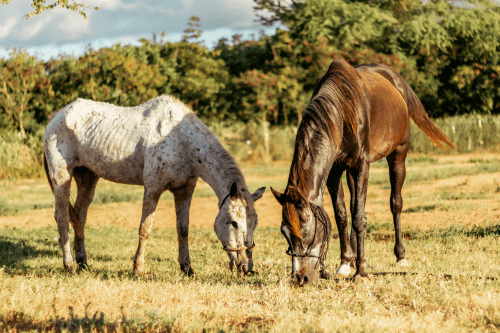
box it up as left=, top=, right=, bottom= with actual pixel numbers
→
left=231, top=221, right=238, bottom=229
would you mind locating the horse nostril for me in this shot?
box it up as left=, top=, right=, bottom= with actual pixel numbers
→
left=231, top=221, right=238, bottom=229
left=303, top=276, right=309, bottom=284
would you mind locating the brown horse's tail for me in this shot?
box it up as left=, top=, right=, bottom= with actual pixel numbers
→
left=404, top=82, right=455, bottom=150
left=43, top=153, right=85, bottom=238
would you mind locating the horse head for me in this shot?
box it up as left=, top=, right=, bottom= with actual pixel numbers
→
left=214, top=182, right=265, bottom=274
left=271, top=186, right=331, bottom=286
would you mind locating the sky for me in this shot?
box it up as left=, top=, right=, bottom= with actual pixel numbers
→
left=0, top=0, right=278, bottom=61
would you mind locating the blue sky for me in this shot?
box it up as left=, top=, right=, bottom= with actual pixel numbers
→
left=0, top=0, right=278, bottom=61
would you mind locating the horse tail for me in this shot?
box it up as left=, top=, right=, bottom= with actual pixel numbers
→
left=404, top=82, right=455, bottom=150
left=43, top=152, right=85, bottom=238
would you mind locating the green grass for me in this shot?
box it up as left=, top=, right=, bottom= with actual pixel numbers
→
left=0, top=224, right=499, bottom=332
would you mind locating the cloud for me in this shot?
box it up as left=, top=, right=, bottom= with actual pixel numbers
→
left=1, top=0, right=273, bottom=53
left=0, top=17, right=19, bottom=40
left=84, top=0, right=139, bottom=11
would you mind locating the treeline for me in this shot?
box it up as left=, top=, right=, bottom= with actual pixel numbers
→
left=1, top=0, right=500, bottom=139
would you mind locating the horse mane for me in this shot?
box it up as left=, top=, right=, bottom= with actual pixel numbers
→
left=284, top=59, right=365, bottom=237
left=187, top=114, right=252, bottom=208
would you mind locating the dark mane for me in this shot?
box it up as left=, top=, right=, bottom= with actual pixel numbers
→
left=285, top=59, right=365, bottom=237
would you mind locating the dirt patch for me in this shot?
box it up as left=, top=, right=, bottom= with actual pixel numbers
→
left=1, top=156, right=498, bottom=233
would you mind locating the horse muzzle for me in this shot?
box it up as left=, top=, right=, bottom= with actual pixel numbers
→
left=292, top=266, right=320, bottom=286
left=224, top=244, right=255, bottom=274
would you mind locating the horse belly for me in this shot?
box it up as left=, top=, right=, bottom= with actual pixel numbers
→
left=75, top=118, right=147, bottom=185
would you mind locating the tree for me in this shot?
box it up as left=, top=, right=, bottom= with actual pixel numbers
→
left=182, top=16, right=203, bottom=43
left=253, top=0, right=500, bottom=116
left=0, top=50, right=51, bottom=137
left=0, top=0, right=98, bottom=19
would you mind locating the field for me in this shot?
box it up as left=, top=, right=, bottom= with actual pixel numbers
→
left=0, top=154, right=499, bottom=332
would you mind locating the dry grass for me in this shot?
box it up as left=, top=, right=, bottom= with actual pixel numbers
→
left=0, top=155, right=500, bottom=332
left=0, top=226, right=498, bottom=332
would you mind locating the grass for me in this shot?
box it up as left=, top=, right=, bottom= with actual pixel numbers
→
left=1, top=156, right=500, bottom=331
left=0, top=224, right=498, bottom=332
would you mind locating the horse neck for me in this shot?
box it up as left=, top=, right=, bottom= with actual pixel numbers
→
left=189, top=120, right=248, bottom=205
left=288, top=126, right=336, bottom=206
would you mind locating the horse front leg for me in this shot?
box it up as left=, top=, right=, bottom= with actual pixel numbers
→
left=172, top=180, right=197, bottom=276
left=346, top=170, right=357, bottom=268
left=327, top=170, right=354, bottom=278
left=133, top=188, right=161, bottom=276
left=349, top=161, right=370, bottom=281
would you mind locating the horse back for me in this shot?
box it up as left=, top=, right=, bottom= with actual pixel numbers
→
left=44, top=96, right=192, bottom=185
left=356, top=69, right=410, bottom=162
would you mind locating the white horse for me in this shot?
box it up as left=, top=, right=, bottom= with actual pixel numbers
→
left=43, top=95, right=265, bottom=276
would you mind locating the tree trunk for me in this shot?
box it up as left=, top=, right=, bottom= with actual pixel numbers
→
left=262, top=112, right=270, bottom=161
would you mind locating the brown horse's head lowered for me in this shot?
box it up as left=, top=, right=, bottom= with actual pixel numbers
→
left=272, top=186, right=332, bottom=285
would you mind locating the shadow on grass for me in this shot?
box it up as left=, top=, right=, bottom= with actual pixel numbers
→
left=0, top=236, right=60, bottom=270
left=0, top=307, right=182, bottom=333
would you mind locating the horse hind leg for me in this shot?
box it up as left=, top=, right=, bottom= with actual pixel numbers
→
left=73, top=166, right=99, bottom=269
left=387, top=145, right=410, bottom=267
left=172, top=179, right=197, bottom=276
left=51, top=166, right=76, bottom=273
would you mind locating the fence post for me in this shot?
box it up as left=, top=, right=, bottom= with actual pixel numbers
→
left=262, top=114, right=270, bottom=161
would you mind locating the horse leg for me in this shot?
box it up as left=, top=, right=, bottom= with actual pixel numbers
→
left=349, top=161, right=370, bottom=280
left=346, top=170, right=357, bottom=268
left=73, top=167, right=99, bottom=269
left=387, top=144, right=410, bottom=267
left=51, top=167, right=75, bottom=273
left=172, top=179, right=197, bottom=276
left=133, top=188, right=161, bottom=276
left=327, top=171, right=354, bottom=277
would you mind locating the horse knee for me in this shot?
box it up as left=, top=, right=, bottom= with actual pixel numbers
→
left=390, top=194, right=403, bottom=213
left=352, top=215, right=367, bottom=233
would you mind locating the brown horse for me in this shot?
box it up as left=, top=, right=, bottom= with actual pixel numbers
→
left=271, top=59, right=453, bottom=285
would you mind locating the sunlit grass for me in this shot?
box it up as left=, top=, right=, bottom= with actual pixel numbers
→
left=0, top=224, right=498, bottom=332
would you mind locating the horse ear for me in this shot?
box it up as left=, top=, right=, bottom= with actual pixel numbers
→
left=271, top=187, right=285, bottom=205
left=286, top=186, right=301, bottom=204
left=230, top=182, right=239, bottom=198
left=251, top=187, right=266, bottom=202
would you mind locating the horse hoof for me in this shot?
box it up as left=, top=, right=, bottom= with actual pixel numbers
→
left=180, top=264, right=195, bottom=277
left=396, top=259, right=410, bottom=267
left=354, top=275, right=370, bottom=284
left=77, top=263, right=89, bottom=270
left=76, top=260, right=89, bottom=270
left=246, top=270, right=259, bottom=276
left=335, top=264, right=351, bottom=278
left=186, top=267, right=195, bottom=277
left=320, top=270, right=332, bottom=280
left=65, top=263, right=76, bottom=274
left=133, top=267, right=144, bottom=277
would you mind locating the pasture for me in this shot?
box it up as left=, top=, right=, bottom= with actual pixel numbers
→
left=0, top=154, right=499, bottom=332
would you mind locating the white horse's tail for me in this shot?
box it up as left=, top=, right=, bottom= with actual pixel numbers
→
left=43, top=152, right=85, bottom=238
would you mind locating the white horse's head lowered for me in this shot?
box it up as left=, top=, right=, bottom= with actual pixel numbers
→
left=214, top=182, right=265, bottom=274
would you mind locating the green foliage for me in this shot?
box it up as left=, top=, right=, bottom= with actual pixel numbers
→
left=254, top=0, right=500, bottom=117
left=23, top=0, right=97, bottom=19
left=0, top=49, right=52, bottom=137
